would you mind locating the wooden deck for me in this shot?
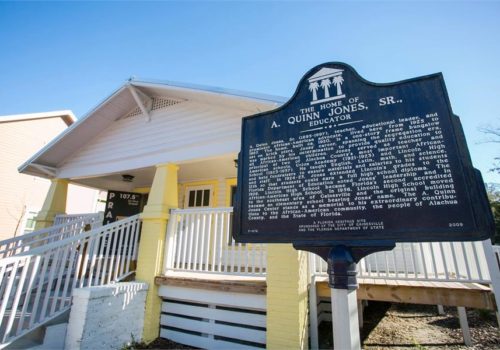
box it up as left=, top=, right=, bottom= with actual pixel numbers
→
left=155, top=272, right=267, bottom=295
left=317, top=277, right=496, bottom=310
left=157, top=272, right=496, bottom=310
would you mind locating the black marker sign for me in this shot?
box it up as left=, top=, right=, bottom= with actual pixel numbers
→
left=103, top=190, right=143, bottom=225
left=233, top=63, right=493, bottom=245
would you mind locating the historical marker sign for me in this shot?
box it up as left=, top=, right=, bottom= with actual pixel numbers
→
left=233, top=63, right=494, bottom=245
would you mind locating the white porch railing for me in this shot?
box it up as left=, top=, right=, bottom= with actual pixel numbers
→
left=0, top=213, right=103, bottom=259
left=311, top=241, right=492, bottom=283
left=0, top=215, right=141, bottom=347
left=164, top=207, right=266, bottom=276
left=53, top=212, right=103, bottom=228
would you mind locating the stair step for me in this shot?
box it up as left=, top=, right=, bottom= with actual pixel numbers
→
left=42, top=323, right=67, bottom=349
left=6, top=337, right=41, bottom=349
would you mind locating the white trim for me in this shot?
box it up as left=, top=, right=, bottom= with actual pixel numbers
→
left=17, top=85, right=128, bottom=176
left=30, top=163, right=57, bottom=177
left=127, top=84, right=152, bottom=122
left=0, top=110, right=76, bottom=126
left=130, top=79, right=287, bottom=105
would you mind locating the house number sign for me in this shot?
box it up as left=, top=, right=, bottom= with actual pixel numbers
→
left=233, top=62, right=494, bottom=246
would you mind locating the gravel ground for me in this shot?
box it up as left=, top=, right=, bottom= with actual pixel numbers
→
left=132, top=302, right=499, bottom=349
left=360, top=302, right=499, bottom=349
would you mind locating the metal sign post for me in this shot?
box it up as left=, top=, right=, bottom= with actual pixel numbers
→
left=232, top=62, right=494, bottom=349
left=329, top=246, right=360, bottom=350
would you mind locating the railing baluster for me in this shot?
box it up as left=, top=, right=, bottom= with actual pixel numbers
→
left=259, top=243, right=267, bottom=274
left=91, top=233, right=105, bottom=286
left=3, top=257, right=29, bottom=342
left=80, top=236, right=95, bottom=288
left=438, top=242, right=450, bottom=280
left=460, top=242, right=472, bottom=281
left=472, top=241, right=484, bottom=281
left=419, top=242, right=429, bottom=279
left=16, top=256, right=41, bottom=335
left=428, top=242, right=439, bottom=279
left=391, top=249, right=399, bottom=278
left=181, top=214, right=191, bottom=270
left=117, top=222, right=130, bottom=279
left=199, top=212, right=206, bottom=271
left=223, top=212, right=229, bottom=272
left=50, top=245, right=70, bottom=315
left=61, top=242, right=78, bottom=308
left=227, top=213, right=235, bottom=273
left=29, top=254, right=50, bottom=328
left=409, top=243, right=418, bottom=278
left=193, top=214, right=200, bottom=270
left=106, top=226, right=119, bottom=284
left=449, top=242, right=460, bottom=280
left=40, top=249, right=61, bottom=322
left=174, top=213, right=185, bottom=270
left=205, top=212, right=212, bottom=272
left=100, top=227, right=114, bottom=285
left=132, top=219, right=141, bottom=261
left=212, top=212, right=219, bottom=272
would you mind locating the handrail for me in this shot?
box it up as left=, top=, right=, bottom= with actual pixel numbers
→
left=0, top=215, right=142, bottom=346
left=170, top=207, right=234, bottom=214
left=53, top=212, right=102, bottom=227
left=0, top=213, right=101, bottom=259
left=5, top=215, right=140, bottom=260
left=310, top=240, right=492, bottom=283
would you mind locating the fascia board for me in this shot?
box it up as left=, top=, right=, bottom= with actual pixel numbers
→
left=17, top=85, right=128, bottom=175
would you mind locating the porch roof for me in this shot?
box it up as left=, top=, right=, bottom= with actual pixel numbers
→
left=18, top=79, right=287, bottom=179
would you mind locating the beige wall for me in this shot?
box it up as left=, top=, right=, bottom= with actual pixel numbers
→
left=0, top=117, right=99, bottom=240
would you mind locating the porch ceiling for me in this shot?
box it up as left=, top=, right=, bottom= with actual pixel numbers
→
left=70, top=156, right=238, bottom=192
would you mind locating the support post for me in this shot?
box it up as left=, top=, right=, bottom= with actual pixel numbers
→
left=135, top=163, right=179, bottom=343
left=328, top=245, right=361, bottom=350
left=358, top=300, right=364, bottom=329
left=309, top=275, right=319, bottom=350
left=457, top=307, right=472, bottom=346
left=34, top=178, right=68, bottom=230
left=437, top=305, right=445, bottom=315
left=266, top=245, right=309, bottom=350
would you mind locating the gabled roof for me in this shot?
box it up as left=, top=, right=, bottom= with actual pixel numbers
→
left=0, top=110, right=76, bottom=126
left=18, top=79, right=287, bottom=178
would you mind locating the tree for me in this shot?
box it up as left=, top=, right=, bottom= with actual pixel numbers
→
left=486, top=183, right=500, bottom=244
left=332, top=75, right=344, bottom=96
left=478, top=125, right=500, bottom=173
left=309, top=81, right=319, bottom=101
left=320, top=78, right=331, bottom=99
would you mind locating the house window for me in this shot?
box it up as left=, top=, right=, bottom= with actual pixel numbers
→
left=23, top=210, right=39, bottom=234
left=184, top=186, right=212, bottom=208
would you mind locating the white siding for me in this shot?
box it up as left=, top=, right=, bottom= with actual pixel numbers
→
left=57, top=101, right=248, bottom=179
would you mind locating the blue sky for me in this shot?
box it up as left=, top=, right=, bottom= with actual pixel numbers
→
left=0, top=1, right=499, bottom=183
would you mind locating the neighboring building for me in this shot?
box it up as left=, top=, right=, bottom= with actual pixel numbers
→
left=0, top=110, right=102, bottom=240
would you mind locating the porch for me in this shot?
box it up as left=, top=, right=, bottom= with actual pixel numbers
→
left=156, top=206, right=500, bottom=349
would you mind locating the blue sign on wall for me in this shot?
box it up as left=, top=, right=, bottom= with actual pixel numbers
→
left=233, top=63, right=494, bottom=245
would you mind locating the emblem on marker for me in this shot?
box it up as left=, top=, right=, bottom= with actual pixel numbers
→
left=308, top=67, right=346, bottom=105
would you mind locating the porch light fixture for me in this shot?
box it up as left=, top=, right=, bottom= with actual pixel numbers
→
left=234, top=159, right=238, bottom=168
left=121, top=174, right=135, bottom=182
